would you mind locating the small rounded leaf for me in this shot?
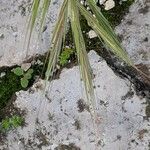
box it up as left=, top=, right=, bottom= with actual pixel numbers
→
left=12, top=67, right=24, bottom=76
left=21, top=78, right=29, bottom=88
left=24, top=73, right=32, bottom=79
left=27, top=69, right=34, bottom=74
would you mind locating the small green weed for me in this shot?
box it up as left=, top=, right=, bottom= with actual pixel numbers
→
left=11, top=67, right=33, bottom=88
left=0, top=115, right=24, bottom=132
left=59, top=47, right=74, bottom=66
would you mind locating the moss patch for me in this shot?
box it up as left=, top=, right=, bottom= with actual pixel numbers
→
left=0, top=68, right=22, bottom=110
left=0, top=55, right=46, bottom=116
left=101, top=0, right=135, bottom=27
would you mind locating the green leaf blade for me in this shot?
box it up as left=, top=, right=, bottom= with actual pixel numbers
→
left=69, top=0, right=96, bottom=118
left=24, top=73, right=32, bottom=80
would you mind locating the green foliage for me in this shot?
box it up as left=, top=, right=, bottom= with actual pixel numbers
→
left=1, top=118, right=10, bottom=131
left=25, top=0, right=51, bottom=52
left=21, top=78, right=29, bottom=88
left=59, top=48, right=74, bottom=66
left=0, top=59, right=45, bottom=112
left=11, top=67, right=24, bottom=76
left=45, top=0, right=68, bottom=81
left=80, top=0, right=132, bottom=65
left=11, top=115, right=24, bottom=128
left=12, top=67, right=33, bottom=88
left=101, top=0, right=135, bottom=27
left=0, top=115, right=24, bottom=132
left=0, top=69, right=22, bottom=110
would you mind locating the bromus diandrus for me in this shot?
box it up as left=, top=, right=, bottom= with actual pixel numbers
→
left=27, top=0, right=150, bottom=129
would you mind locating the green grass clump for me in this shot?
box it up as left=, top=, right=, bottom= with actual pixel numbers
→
left=79, top=0, right=134, bottom=53
left=59, top=48, right=74, bottom=66
left=0, top=115, right=24, bottom=132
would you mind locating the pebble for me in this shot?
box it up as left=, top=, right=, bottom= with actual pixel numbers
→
left=21, top=63, right=31, bottom=71
left=0, top=72, right=6, bottom=78
left=104, top=0, right=115, bottom=10
left=88, top=30, right=97, bottom=39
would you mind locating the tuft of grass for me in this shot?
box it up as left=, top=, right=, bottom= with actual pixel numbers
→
left=45, top=0, right=69, bottom=81
left=79, top=0, right=133, bottom=65
left=59, top=47, right=74, bottom=66
left=69, top=0, right=96, bottom=116
left=27, top=0, right=135, bottom=121
left=0, top=115, right=24, bottom=132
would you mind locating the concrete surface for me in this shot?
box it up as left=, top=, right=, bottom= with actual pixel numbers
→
left=116, top=0, right=150, bottom=71
left=0, top=0, right=63, bottom=67
left=0, top=51, right=149, bottom=150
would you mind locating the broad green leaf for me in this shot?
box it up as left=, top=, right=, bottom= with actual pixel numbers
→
left=24, top=69, right=33, bottom=79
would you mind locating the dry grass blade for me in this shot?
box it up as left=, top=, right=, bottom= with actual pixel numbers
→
left=68, top=0, right=96, bottom=116
left=39, top=0, right=51, bottom=33
left=77, top=0, right=133, bottom=66
left=45, top=0, right=68, bottom=81
left=25, top=0, right=40, bottom=53
left=35, top=0, right=69, bottom=120
left=26, top=0, right=51, bottom=53
left=29, top=0, right=40, bottom=33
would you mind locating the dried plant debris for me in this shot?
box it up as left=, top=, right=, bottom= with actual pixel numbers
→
left=54, top=143, right=81, bottom=150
